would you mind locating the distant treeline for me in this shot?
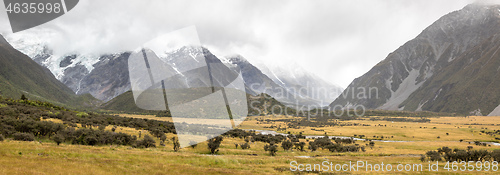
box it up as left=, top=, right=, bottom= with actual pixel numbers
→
left=362, top=110, right=457, bottom=117
left=369, top=117, right=431, bottom=123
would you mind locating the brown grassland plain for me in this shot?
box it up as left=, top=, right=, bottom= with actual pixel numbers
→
left=0, top=115, right=499, bottom=174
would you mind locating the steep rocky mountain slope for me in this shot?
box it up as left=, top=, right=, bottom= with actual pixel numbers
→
left=0, top=34, right=97, bottom=106
left=331, top=3, right=500, bottom=115
left=224, top=55, right=336, bottom=107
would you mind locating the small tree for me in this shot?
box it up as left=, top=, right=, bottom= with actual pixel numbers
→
left=264, top=142, right=278, bottom=156
left=296, top=142, right=306, bottom=152
left=135, top=135, right=156, bottom=148
left=426, top=151, right=442, bottom=161
left=52, top=133, right=65, bottom=146
left=369, top=141, right=375, bottom=148
left=420, top=154, right=426, bottom=162
left=492, top=150, right=500, bottom=162
left=308, top=141, right=318, bottom=152
left=240, top=142, right=250, bottom=149
left=208, top=136, right=223, bottom=154
left=160, top=133, right=167, bottom=143
left=172, top=137, right=180, bottom=152
left=20, top=94, right=27, bottom=101
left=437, top=147, right=451, bottom=154
left=281, top=140, right=293, bottom=151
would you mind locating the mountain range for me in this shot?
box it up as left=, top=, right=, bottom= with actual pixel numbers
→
left=4, top=34, right=343, bottom=109
left=4, top=3, right=500, bottom=116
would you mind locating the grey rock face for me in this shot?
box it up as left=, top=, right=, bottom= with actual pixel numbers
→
left=331, top=4, right=500, bottom=115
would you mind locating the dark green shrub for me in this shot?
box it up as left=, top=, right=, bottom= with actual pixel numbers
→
left=492, top=150, right=500, bottom=161
left=240, top=142, right=250, bottom=149
left=52, top=133, right=65, bottom=145
left=135, top=135, right=156, bottom=148
left=20, top=94, right=27, bottom=101
left=264, top=142, right=278, bottom=156
left=160, top=133, right=167, bottom=143
left=172, top=137, right=180, bottom=152
left=208, top=136, right=223, bottom=154
left=281, top=140, right=293, bottom=151
left=84, top=134, right=98, bottom=146
left=294, top=142, right=306, bottom=152
left=308, top=141, right=318, bottom=151
left=12, top=132, right=35, bottom=141
left=369, top=141, right=375, bottom=148
left=426, top=151, right=442, bottom=161
left=420, top=154, right=426, bottom=162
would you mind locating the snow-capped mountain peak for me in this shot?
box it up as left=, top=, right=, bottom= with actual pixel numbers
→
left=5, top=32, right=344, bottom=108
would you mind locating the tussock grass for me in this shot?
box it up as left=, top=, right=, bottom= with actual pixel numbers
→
left=4, top=114, right=500, bottom=174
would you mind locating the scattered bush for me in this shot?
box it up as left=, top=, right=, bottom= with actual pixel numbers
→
left=240, top=142, right=250, bottom=150
left=492, top=150, right=500, bottom=162
left=308, top=141, right=318, bottom=151
left=52, top=133, right=65, bottom=145
left=369, top=141, right=375, bottom=148
left=172, top=137, right=180, bottom=152
left=264, top=142, right=278, bottom=156
left=425, top=151, right=442, bottom=161
left=294, top=142, right=306, bottom=152
left=135, top=135, right=156, bottom=148
left=12, top=132, right=35, bottom=141
left=208, top=136, right=223, bottom=154
left=281, top=140, right=293, bottom=151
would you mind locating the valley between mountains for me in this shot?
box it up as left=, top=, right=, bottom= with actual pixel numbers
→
left=1, top=2, right=500, bottom=175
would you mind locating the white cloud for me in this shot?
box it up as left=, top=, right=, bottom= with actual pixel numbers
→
left=0, top=0, right=479, bottom=87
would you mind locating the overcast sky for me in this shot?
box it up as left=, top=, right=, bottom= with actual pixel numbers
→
left=0, top=0, right=483, bottom=88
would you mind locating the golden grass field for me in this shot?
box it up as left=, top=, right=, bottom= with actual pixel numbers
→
left=0, top=115, right=499, bottom=174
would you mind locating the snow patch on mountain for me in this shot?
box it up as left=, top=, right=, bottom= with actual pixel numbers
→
left=5, top=33, right=48, bottom=58
left=5, top=32, right=102, bottom=80
left=41, top=54, right=101, bottom=80
left=378, top=69, right=424, bottom=110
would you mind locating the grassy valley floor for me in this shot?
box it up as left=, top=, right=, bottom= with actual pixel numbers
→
left=1, top=114, right=499, bottom=174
